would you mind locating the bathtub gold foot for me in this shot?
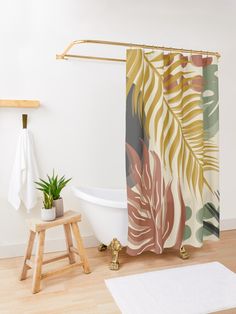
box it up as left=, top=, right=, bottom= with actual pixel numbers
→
left=98, top=243, right=107, bottom=252
left=179, top=246, right=190, bottom=260
left=109, top=238, right=122, bottom=270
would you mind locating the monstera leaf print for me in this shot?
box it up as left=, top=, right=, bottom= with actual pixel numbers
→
left=126, top=49, right=219, bottom=196
left=202, top=64, right=219, bottom=140
left=126, top=141, right=186, bottom=255
left=191, top=56, right=219, bottom=140
left=196, top=202, right=220, bottom=240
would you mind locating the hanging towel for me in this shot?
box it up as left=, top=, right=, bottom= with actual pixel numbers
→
left=8, top=129, right=39, bottom=212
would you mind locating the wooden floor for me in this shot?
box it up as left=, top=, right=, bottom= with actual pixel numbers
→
left=0, top=230, right=236, bottom=314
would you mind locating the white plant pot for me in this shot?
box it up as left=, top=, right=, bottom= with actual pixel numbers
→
left=41, top=207, right=56, bottom=221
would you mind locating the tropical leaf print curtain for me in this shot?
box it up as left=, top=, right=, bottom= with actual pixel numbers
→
left=126, top=49, right=219, bottom=256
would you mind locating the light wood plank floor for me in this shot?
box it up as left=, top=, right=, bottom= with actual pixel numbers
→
left=0, top=230, right=236, bottom=314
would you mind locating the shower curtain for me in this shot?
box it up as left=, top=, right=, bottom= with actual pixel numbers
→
left=126, top=49, right=219, bottom=256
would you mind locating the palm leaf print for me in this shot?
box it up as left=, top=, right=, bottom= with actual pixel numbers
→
left=126, top=49, right=218, bottom=196
left=126, top=141, right=186, bottom=255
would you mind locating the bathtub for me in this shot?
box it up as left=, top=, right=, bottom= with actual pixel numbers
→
left=73, top=186, right=128, bottom=247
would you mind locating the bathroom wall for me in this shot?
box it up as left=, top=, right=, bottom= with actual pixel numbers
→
left=0, top=0, right=236, bottom=257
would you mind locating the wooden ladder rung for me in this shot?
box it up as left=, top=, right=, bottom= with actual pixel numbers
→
left=25, top=259, right=34, bottom=269
left=42, top=253, right=69, bottom=265
left=41, top=262, right=83, bottom=280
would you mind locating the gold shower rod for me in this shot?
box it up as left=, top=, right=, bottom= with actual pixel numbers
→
left=56, top=39, right=221, bottom=62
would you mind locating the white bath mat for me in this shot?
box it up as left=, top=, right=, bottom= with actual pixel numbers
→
left=105, top=262, right=236, bottom=314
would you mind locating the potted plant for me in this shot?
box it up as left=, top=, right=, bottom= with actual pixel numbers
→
left=41, top=192, right=56, bottom=221
left=35, top=171, right=71, bottom=218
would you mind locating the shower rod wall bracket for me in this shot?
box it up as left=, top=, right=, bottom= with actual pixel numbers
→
left=56, top=39, right=221, bottom=62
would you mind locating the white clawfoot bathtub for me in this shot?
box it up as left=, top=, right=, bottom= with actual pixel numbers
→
left=73, top=186, right=128, bottom=246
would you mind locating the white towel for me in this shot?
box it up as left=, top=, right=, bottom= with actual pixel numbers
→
left=8, top=129, right=39, bottom=212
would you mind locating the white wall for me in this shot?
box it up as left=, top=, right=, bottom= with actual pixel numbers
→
left=0, top=0, right=235, bottom=257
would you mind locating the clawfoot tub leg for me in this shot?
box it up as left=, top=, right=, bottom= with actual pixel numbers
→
left=109, top=238, right=122, bottom=270
left=179, top=246, right=190, bottom=260
left=98, top=243, right=108, bottom=252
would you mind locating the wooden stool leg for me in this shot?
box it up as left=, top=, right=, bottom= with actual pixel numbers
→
left=32, top=230, right=45, bottom=294
left=19, top=230, right=36, bottom=280
left=71, top=222, right=91, bottom=274
left=63, top=223, right=76, bottom=264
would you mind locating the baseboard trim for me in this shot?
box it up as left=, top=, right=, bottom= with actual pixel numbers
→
left=220, top=218, right=236, bottom=231
left=1, top=219, right=236, bottom=259
left=0, top=235, right=99, bottom=259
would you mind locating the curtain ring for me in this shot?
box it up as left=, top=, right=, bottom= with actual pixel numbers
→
left=161, top=45, right=165, bottom=54
left=190, top=49, right=193, bottom=62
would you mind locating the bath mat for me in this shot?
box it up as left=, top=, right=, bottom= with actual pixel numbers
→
left=105, top=262, right=236, bottom=314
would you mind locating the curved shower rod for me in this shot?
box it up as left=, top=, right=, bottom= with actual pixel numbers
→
left=56, top=39, right=221, bottom=62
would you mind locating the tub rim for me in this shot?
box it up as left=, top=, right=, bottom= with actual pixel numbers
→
left=72, top=186, right=127, bottom=209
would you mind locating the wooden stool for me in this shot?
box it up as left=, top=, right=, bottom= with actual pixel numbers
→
left=19, top=210, right=90, bottom=293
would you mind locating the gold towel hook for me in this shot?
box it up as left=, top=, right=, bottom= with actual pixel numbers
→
left=22, top=114, right=28, bottom=129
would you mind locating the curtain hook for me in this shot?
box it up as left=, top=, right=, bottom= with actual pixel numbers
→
left=161, top=45, right=165, bottom=54
left=190, top=49, right=193, bottom=60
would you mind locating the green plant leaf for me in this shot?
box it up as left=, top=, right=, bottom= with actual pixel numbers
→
left=47, top=174, right=53, bottom=185
left=40, top=178, right=50, bottom=185
left=35, top=181, right=48, bottom=189
left=37, top=171, right=72, bottom=200
left=43, top=192, right=53, bottom=209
